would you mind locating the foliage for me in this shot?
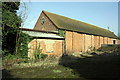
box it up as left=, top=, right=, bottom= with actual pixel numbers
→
left=17, top=32, right=33, bottom=58
left=46, top=55, right=59, bottom=62
left=58, top=29, right=65, bottom=37
left=97, top=45, right=119, bottom=52
left=3, top=52, right=120, bottom=78
left=40, top=54, right=48, bottom=60
left=2, top=32, right=33, bottom=61
left=2, top=2, right=20, bottom=12
left=2, top=2, right=22, bottom=55
left=33, top=43, right=48, bottom=61
left=2, top=2, right=31, bottom=59
left=0, top=2, right=2, bottom=56
left=33, top=43, right=42, bottom=60
left=16, top=58, right=31, bottom=64
left=2, top=65, right=79, bottom=78
left=87, top=46, right=96, bottom=52
left=3, top=54, right=18, bottom=60
left=58, top=29, right=66, bottom=55
left=53, top=69, right=61, bottom=73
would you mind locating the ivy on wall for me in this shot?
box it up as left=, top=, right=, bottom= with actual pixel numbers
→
left=17, top=32, right=33, bottom=58
left=58, top=29, right=66, bottom=54
left=58, top=29, right=65, bottom=37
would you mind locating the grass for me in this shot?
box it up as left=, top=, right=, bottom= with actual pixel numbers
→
left=59, top=52, right=120, bottom=80
left=2, top=52, right=120, bottom=79
left=2, top=64, right=81, bottom=78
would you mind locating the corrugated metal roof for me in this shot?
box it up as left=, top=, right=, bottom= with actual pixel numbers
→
left=22, top=29, right=64, bottom=39
left=43, top=10, right=118, bottom=39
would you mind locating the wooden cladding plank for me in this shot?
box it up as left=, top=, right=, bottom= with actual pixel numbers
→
left=72, top=32, right=82, bottom=52
left=94, top=36, right=100, bottom=49
left=65, top=31, right=73, bottom=54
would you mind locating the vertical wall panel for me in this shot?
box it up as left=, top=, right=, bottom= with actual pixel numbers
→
left=79, top=33, right=83, bottom=52
left=110, top=38, right=113, bottom=44
left=65, top=31, right=73, bottom=54
left=100, top=36, right=104, bottom=47
left=84, top=34, right=92, bottom=51
left=72, top=32, right=82, bottom=53
left=65, top=31, right=119, bottom=53
left=53, top=41, right=63, bottom=56
left=81, top=34, right=85, bottom=52
left=29, top=39, right=63, bottom=59
left=116, top=39, right=120, bottom=44
left=108, top=38, right=113, bottom=44
left=91, top=35, right=94, bottom=48
left=108, top=38, right=110, bottom=44
left=104, top=37, right=108, bottom=44
left=72, top=32, right=77, bottom=52
left=94, top=36, right=100, bottom=49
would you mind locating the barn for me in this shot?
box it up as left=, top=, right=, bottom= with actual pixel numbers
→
left=22, top=28, right=64, bottom=59
left=23, top=10, right=120, bottom=58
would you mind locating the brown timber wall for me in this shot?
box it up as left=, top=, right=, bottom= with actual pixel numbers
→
left=65, top=31, right=118, bottom=54
left=29, top=39, right=63, bottom=59
left=34, top=12, right=57, bottom=32
left=117, top=39, right=120, bottom=44
left=72, top=32, right=82, bottom=52
left=81, top=34, right=85, bottom=52
left=104, top=37, right=108, bottom=44
left=84, top=34, right=92, bottom=52
left=65, top=31, right=73, bottom=54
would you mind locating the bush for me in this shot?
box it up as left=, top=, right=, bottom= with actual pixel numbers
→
left=33, top=43, right=48, bottom=61
left=16, top=58, right=31, bottom=64
left=17, top=32, right=33, bottom=58
left=33, top=43, right=42, bottom=60
left=46, top=55, right=60, bottom=62
left=97, top=45, right=120, bottom=53
left=3, top=54, right=18, bottom=60
left=58, top=29, right=65, bottom=37
left=40, top=54, right=48, bottom=60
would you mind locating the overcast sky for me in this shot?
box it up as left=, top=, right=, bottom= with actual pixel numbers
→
left=19, top=2, right=118, bottom=36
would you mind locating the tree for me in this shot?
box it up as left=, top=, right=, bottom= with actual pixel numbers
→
left=2, top=2, right=22, bottom=55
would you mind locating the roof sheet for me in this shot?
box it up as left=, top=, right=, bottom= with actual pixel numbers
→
left=43, top=11, right=118, bottom=39
left=22, top=30, right=64, bottom=39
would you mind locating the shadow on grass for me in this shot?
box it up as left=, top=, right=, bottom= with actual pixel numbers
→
left=2, top=69, right=17, bottom=80
left=59, top=52, right=120, bottom=80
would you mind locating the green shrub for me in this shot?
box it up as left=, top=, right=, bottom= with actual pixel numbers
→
left=40, top=54, right=48, bottom=60
left=17, top=58, right=31, bottom=64
left=34, top=51, right=41, bottom=60
left=2, top=50, right=9, bottom=56
left=58, top=29, right=65, bottom=37
left=97, top=45, right=119, bottom=52
left=33, top=43, right=42, bottom=60
left=46, top=55, right=59, bottom=62
left=33, top=43, right=48, bottom=61
left=3, top=54, right=18, bottom=60
left=17, top=32, right=33, bottom=58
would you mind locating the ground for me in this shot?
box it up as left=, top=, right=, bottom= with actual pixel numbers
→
left=2, top=52, right=120, bottom=80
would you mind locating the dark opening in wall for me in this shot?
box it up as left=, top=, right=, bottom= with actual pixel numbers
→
left=113, top=40, right=116, bottom=44
left=41, top=18, right=45, bottom=24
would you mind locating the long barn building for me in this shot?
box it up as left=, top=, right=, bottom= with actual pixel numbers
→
left=23, top=10, right=120, bottom=58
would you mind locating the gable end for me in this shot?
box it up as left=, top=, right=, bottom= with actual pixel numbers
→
left=33, top=11, right=58, bottom=32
